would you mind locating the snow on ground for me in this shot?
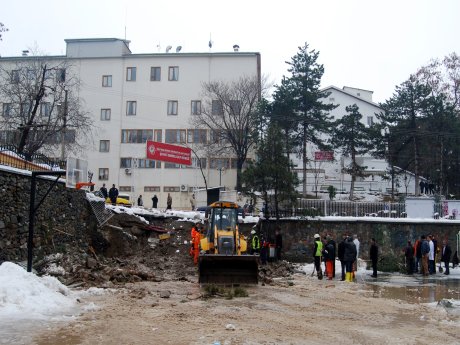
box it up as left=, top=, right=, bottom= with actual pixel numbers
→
left=88, top=191, right=262, bottom=224
left=0, top=262, right=113, bottom=344
left=0, top=262, right=110, bottom=320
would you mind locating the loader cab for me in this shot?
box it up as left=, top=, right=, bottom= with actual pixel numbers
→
left=204, top=201, right=239, bottom=250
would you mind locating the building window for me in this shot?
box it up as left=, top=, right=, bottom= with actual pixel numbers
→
left=210, top=158, right=230, bottom=169
left=102, top=75, right=112, bottom=87
left=154, top=129, right=162, bottom=142
left=98, top=168, right=109, bottom=180
left=101, top=108, right=111, bottom=121
left=99, top=140, right=110, bottom=152
left=229, top=100, right=241, bottom=115
left=144, top=186, right=160, bottom=192
left=164, top=163, right=181, bottom=169
left=167, top=101, right=178, bottom=115
left=367, top=116, right=374, bottom=126
left=40, top=102, right=50, bottom=116
left=126, top=101, right=137, bottom=115
left=168, top=66, right=179, bottom=81
left=126, top=67, right=136, bottom=81
left=189, top=157, right=207, bottom=169
left=26, top=69, right=36, bottom=81
left=191, top=100, right=201, bottom=115
left=212, top=100, right=223, bottom=115
left=11, top=70, right=19, bottom=83
left=165, top=129, right=186, bottom=144
left=119, top=186, right=133, bottom=192
left=57, top=68, right=66, bottom=83
left=20, top=102, right=31, bottom=116
left=187, top=129, right=207, bottom=144
left=121, top=129, right=153, bottom=143
left=2, top=103, right=12, bottom=117
left=164, top=186, right=180, bottom=192
left=150, top=67, right=161, bottom=81
left=210, top=129, right=223, bottom=144
left=138, top=159, right=160, bottom=168
left=231, top=158, right=251, bottom=169
left=121, top=157, right=160, bottom=168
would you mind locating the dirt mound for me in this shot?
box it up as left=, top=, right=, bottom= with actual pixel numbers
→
left=35, top=211, right=293, bottom=288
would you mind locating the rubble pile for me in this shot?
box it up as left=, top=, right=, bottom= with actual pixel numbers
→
left=258, top=260, right=295, bottom=285
left=34, top=212, right=294, bottom=288
left=35, top=212, right=197, bottom=287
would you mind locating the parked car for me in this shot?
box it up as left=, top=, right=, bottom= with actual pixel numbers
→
left=106, top=193, right=132, bottom=207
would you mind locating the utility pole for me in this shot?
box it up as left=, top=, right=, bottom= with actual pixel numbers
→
left=60, top=89, right=68, bottom=161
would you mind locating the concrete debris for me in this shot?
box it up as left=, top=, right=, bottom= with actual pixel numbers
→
left=34, top=212, right=293, bottom=288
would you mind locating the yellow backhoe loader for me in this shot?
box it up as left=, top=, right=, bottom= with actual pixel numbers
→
left=199, top=201, right=259, bottom=284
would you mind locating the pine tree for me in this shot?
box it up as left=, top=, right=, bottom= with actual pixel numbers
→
left=331, top=104, right=372, bottom=200
left=380, top=77, right=432, bottom=196
left=242, top=124, right=298, bottom=219
left=281, top=43, right=336, bottom=196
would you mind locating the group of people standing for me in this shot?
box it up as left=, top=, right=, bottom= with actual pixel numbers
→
left=419, top=180, right=436, bottom=194
left=313, top=233, right=378, bottom=282
left=99, top=183, right=119, bottom=205
left=405, top=235, right=454, bottom=275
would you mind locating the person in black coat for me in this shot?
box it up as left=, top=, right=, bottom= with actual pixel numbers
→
left=370, top=238, right=379, bottom=278
left=108, top=184, right=118, bottom=205
left=100, top=183, right=108, bottom=199
left=151, top=195, right=158, bottom=208
left=404, top=240, right=414, bottom=275
left=275, top=227, right=283, bottom=261
left=441, top=239, right=452, bottom=275
left=337, top=234, right=347, bottom=281
left=323, top=237, right=336, bottom=280
left=343, top=235, right=357, bottom=282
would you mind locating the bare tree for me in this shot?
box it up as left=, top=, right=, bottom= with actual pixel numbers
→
left=0, top=22, right=7, bottom=41
left=191, top=75, right=266, bottom=191
left=415, top=52, right=460, bottom=111
left=0, top=53, right=93, bottom=159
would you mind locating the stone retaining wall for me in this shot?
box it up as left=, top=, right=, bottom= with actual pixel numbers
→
left=0, top=168, right=96, bottom=263
left=258, top=219, right=460, bottom=263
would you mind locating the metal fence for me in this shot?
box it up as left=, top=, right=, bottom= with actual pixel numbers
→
left=267, top=199, right=446, bottom=219
left=0, top=144, right=66, bottom=171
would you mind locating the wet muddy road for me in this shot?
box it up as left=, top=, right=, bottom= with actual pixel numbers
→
left=32, top=273, right=460, bottom=345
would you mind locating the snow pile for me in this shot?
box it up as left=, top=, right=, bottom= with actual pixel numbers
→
left=0, top=262, right=76, bottom=319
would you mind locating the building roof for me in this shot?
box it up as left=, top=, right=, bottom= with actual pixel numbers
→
left=322, top=85, right=382, bottom=109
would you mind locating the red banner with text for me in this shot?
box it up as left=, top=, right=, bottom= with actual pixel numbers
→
left=146, top=141, right=192, bottom=166
left=314, top=151, right=334, bottom=161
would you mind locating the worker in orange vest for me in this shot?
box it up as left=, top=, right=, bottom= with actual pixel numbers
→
left=193, top=224, right=202, bottom=265
left=190, top=222, right=199, bottom=259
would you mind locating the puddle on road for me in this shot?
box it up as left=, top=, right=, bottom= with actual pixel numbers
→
left=364, top=273, right=460, bottom=304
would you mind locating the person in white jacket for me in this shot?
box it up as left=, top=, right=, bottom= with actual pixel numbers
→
left=428, top=235, right=435, bottom=274
left=353, top=234, right=360, bottom=278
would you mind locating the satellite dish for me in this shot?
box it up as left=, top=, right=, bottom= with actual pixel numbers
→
left=166, top=45, right=172, bottom=53
left=176, top=46, right=182, bottom=53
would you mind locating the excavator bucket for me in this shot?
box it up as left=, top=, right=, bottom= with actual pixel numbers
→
left=199, top=254, right=259, bottom=285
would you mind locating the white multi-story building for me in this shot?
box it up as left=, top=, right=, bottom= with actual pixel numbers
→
left=293, top=85, right=417, bottom=197
left=0, top=38, right=261, bottom=208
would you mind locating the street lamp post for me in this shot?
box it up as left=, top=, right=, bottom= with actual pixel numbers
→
left=217, top=167, right=225, bottom=186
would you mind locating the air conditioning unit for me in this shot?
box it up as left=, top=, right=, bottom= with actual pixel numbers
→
left=180, top=184, right=188, bottom=192
left=125, top=168, right=132, bottom=175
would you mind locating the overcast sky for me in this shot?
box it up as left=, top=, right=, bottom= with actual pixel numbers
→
left=1, top=0, right=459, bottom=103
